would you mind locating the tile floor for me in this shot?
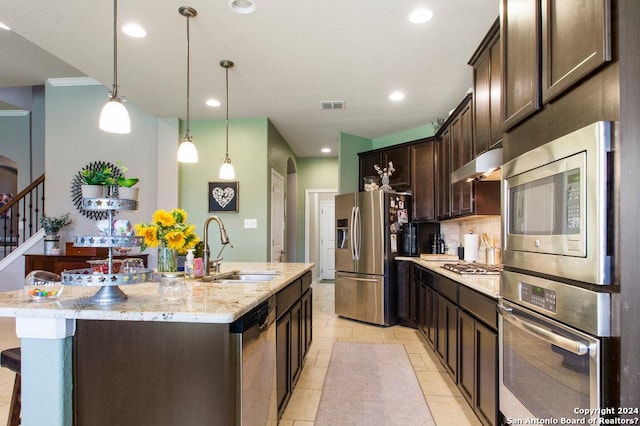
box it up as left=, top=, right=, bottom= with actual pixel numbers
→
left=279, top=282, right=482, bottom=425
left=0, top=281, right=482, bottom=425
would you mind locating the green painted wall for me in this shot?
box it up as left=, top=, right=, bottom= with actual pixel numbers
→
left=338, top=124, right=437, bottom=193
left=338, top=132, right=371, bottom=194
left=180, top=117, right=270, bottom=262
left=296, top=157, right=339, bottom=261
left=372, top=123, right=436, bottom=149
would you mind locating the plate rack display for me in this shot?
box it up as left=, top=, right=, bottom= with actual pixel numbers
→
left=62, top=198, right=152, bottom=305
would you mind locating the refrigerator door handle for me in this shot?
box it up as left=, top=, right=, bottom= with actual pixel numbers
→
left=354, top=206, right=361, bottom=260
left=350, top=207, right=356, bottom=260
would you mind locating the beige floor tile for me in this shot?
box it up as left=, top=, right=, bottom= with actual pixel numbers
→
left=295, top=366, right=328, bottom=390
left=416, top=370, right=461, bottom=397
left=426, top=395, right=482, bottom=426
left=280, top=388, right=322, bottom=422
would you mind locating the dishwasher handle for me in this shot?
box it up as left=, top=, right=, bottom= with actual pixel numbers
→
left=230, top=296, right=275, bottom=333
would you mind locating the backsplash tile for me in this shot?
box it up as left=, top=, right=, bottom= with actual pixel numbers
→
left=440, top=216, right=501, bottom=262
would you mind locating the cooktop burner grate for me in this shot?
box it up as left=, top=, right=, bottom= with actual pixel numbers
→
left=441, top=262, right=503, bottom=275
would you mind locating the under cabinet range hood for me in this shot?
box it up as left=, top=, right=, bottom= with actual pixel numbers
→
left=451, top=148, right=503, bottom=183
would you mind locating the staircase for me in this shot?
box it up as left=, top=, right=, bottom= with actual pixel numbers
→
left=0, top=174, right=45, bottom=260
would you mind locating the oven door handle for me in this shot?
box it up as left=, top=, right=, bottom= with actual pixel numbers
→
left=498, top=304, right=589, bottom=356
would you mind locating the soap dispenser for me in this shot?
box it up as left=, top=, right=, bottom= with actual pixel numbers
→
left=185, top=249, right=195, bottom=278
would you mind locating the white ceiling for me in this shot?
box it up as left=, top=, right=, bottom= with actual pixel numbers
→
left=0, top=0, right=499, bottom=157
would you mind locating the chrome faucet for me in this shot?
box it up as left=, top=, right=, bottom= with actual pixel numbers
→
left=203, top=216, right=231, bottom=275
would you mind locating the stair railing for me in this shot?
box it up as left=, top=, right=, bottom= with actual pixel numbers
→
left=0, top=174, right=45, bottom=258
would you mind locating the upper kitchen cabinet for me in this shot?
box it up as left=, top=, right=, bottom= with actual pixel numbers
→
left=469, top=18, right=502, bottom=156
left=541, top=0, right=612, bottom=103
left=411, top=139, right=437, bottom=222
left=358, top=151, right=382, bottom=191
left=383, top=145, right=411, bottom=189
left=501, top=0, right=541, bottom=131
left=358, top=145, right=411, bottom=191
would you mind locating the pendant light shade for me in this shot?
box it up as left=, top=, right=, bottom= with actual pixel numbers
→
left=219, top=60, right=236, bottom=179
left=100, top=0, right=131, bottom=134
left=177, top=6, right=198, bottom=163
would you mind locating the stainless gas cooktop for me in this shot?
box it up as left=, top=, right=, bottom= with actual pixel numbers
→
left=441, top=262, right=503, bottom=275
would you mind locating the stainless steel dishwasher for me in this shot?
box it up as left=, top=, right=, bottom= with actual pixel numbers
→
left=230, top=295, right=278, bottom=425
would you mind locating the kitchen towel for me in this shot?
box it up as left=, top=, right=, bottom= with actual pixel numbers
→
left=464, top=233, right=480, bottom=262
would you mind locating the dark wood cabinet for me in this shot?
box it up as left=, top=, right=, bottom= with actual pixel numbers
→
left=451, top=99, right=474, bottom=217
left=459, top=284, right=498, bottom=426
left=541, top=0, right=612, bottom=103
left=276, top=271, right=312, bottom=419
left=383, top=145, right=411, bottom=189
left=414, top=265, right=436, bottom=348
left=358, top=151, right=382, bottom=191
left=411, top=140, right=437, bottom=222
left=436, top=129, right=452, bottom=220
left=435, top=275, right=458, bottom=378
left=276, top=312, right=292, bottom=415
left=397, top=261, right=417, bottom=328
left=501, top=0, right=541, bottom=130
left=470, top=18, right=502, bottom=156
left=25, top=253, right=148, bottom=275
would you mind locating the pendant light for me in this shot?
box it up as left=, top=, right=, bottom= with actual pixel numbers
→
left=218, top=60, right=236, bottom=179
left=99, top=0, right=131, bottom=134
left=177, top=6, right=198, bottom=163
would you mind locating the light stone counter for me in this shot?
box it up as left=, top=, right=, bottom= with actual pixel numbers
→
left=0, top=262, right=314, bottom=324
left=397, top=256, right=499, bottom=298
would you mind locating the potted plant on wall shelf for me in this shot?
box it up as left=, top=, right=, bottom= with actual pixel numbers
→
left=80, top=165, right=115, bottom=198
left=40, top=213, right=72, bottom=255
left=116, top=162, right=139, bottom=201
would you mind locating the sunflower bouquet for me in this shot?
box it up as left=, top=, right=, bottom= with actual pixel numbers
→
left=134, top=208, right=200, bottom=254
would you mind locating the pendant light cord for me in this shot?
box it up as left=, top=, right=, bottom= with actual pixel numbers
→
left=185, top=13, right=191, bottom=138
left=225, top=64, right=229, bottom=159
left=111, top=0, right=119, bottom=98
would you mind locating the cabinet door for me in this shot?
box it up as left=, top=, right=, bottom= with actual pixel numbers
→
left=489, top=33, right=502, bottom=148
left=445, top=298, right=458, bottom=378
left=473, top=49, right=491, bottom=157
left=475, top=321, right=498, bottom=426
left=437, top=132, right=451, bottom=220
left=436, top=294, right=447, bottom=362
left=397, top=261, right=413, bottom=327
left=458, top=310, right=476, bottom=405
left=425, top=285, right=436, bottom=348
left=541, top=0, right=612, bottom=103
left=290, top=300, right=302, bottom=385
left=383, top=145, right=411, bottom=189
left=359, top=151, right=382, bottom=191
left=411, top=141, right=436, bottom=222
left=276, top=313, right=291, bottom=415
left=301, top=289, right=313, bottom=358
left=501, top=0, right=541, bottom=130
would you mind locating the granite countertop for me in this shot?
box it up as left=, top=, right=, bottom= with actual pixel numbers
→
left=0, top=262, right=314, bottom=324
left=397, top=256, right=500, bottom=299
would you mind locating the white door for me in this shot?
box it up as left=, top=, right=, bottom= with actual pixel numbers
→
left=320, top=200, right=335, bottom=280
left=271, top=169, right=285, bottom=262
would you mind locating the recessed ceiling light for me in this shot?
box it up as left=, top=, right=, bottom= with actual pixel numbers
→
left=0, top=22, right=10, bottom=31
left=229, top=0, right=256, bottom=14
left=206, top=99, right=221, bottom=107
left=409, top=8, right=434, bottom=24
left=122, top=23, right=146, bottom=38
left=389, top=91, right=405, bottom=101
left=321, top=148, right=331, bottom=153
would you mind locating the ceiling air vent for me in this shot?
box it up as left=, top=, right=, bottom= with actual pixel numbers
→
left=321, top=101, right=346, bottom=110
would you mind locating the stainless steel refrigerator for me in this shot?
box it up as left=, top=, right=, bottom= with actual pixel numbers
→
left=334, top=190, right=411, bottom=326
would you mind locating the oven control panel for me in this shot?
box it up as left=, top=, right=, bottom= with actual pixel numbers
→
left=520, top=283, right=557, bottom=313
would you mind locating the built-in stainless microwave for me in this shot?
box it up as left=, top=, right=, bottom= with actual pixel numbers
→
left=502, top=122, right=613, bottom=285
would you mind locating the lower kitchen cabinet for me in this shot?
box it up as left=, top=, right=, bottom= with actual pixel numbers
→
left=401, top=263, right=498, bottom=425
left=398, top=261, right=418, bottom=328
left=276, top=271, right=312, bottom=419
left=459, top=284, right=498, bottom=426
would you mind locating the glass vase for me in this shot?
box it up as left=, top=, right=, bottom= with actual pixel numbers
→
left=380, top=174, right=392, bottom=191
left=157, top=243, right=178, bottom=273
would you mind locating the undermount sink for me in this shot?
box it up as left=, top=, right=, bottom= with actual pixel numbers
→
left=201, top=270, right=281, bottom=283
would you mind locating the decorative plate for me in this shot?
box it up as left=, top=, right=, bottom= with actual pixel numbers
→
left=70, top=161, right=123, bottom=220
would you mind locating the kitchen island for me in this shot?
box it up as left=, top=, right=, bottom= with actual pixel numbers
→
left=0, top=262, right=314, bottom=426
